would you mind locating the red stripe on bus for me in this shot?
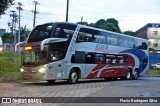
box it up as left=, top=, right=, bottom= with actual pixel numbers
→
left=87, top=64, right=106, bottom=79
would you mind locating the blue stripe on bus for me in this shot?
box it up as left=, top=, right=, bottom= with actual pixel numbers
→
left=121, top=49, right=148, bottom=73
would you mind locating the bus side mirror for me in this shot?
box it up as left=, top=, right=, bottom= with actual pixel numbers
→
left=142, top=42, right=148, bottom=50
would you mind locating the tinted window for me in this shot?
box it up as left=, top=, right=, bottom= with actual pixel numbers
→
left=118, top=36, right=129, bottom=47
left=128, top=38, right=136, bottom=48
left=107, top=33, right=118, bottom=46
left=53, top=24, right=76, bottom=40
left=85, top=52, right=94, bottom=64
left=28, top=23, right=77, bottom=42
left=28, top=24, right=53, bottom=42
left=77, top=28, right=106, bottom=43
left=94, top=53, right=105, bottom=64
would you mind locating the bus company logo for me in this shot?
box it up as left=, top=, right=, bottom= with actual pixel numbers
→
left=95, top=44, right=108, bottom=53
left=2, top=98, right=11, bottom=103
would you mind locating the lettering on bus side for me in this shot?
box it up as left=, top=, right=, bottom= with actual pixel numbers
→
left=95, top=44, right=108, bottom=53
left=69, top=27, right=80, bottom=53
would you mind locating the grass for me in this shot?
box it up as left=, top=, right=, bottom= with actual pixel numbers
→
left=147, top=68, right=160, bottom=75
left=0, top=51, right=21, bottom=81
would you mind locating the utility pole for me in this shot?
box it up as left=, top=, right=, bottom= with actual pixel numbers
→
left=10, top=10, right=18, bottom=46
left=66, top=0, right=69, bottom=22
left=32, top=0, right=39, bottom=28
left=16, top=2, right=23, bottom=43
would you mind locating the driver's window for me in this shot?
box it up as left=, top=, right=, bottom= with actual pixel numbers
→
left=50, top=50, right=65, bottom=61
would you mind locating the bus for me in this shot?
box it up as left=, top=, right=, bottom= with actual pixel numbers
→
left=20, top=22, right=149, bottom=84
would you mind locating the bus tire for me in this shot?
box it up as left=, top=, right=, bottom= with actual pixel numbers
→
left=47, top=80, right=55, bottom=84
left=124, top=69, right=132, bottom=80
left=68, top=69, right=78, bottom=84
left=132, top=69, right=139, bottom=80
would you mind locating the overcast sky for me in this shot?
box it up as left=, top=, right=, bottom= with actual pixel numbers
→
left=0, top=0, right=160, bottom=32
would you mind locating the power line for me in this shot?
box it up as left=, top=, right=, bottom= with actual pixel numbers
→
left=32, top=0, right=40, bottom=28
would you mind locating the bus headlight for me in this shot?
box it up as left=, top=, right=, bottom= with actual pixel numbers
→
left=39, top=68, right=47, bottom=73
left=20, top=68, right=24, bottom=73
left=0, top=47, right=3, bottom=51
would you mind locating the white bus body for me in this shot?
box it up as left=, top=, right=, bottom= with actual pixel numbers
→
left=21, top=22, right=149, bottom=84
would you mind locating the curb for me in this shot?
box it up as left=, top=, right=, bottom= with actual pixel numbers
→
left=0, top=76, right=20, bottom=83
left=143, top=75, right=160, bottom=77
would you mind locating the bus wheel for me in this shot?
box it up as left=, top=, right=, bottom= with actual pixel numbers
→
left=125, top=69, right=132, bottom=80
left=47, top=80, right=55, bottom=84
left=68, top=69, right=78, bottom=84
left=132, top=69, right=139, bottom=80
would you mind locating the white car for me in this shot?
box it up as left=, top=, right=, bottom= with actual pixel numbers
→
left=151, top=63, right=160, bottom=69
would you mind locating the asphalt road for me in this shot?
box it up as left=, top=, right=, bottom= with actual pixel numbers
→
left=0, top=77, right=160, bottom=106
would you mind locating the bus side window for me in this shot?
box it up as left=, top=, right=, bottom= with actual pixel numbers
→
left=85, top=53, right=93, bottom=64
left=71, top=55, right=75, bottom=63
left=94, top=54, right=105, bottom=64
left=112, top=59, right=116, bottom=64
left=106, top=59, right=111, bottom=64
left=119, top=59, right=124, bottom=64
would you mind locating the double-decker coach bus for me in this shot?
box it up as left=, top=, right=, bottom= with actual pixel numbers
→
left=21, top=22, right=149, bottom=84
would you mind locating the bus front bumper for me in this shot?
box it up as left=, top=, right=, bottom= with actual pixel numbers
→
left=21, top=72, right=45, bottom=80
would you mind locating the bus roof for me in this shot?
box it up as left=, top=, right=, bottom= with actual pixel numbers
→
left=35, top=22, right=148, bottom=42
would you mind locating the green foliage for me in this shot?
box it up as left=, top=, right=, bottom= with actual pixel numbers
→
left=87, top=18, right=122, bottom=33
left=0, top=51, right=21, bottom=78
left=99, top=23, right=119, bottom=32
left=123, top=30, right=135, bottom=36
left=17, top=25, right=30, bottom=42
left=95, top=19, right=105, bottom=27
left=106, top=18, right=121, bottom=33
left=2, top=32, right=13, bottom=43
left=147, top=68, right=160, bottom=75
left=2, top=26, right=30, bottom=43
left=0, top=0, right=14, bottom=15
left=88, top=23, right=98, bottom=28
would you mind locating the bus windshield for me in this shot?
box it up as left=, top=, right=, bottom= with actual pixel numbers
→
left=22, top=50, right=47, bottom=66
left=28, top=24, right=53, bottom=42
left=28, top=23, right=77, bottom=42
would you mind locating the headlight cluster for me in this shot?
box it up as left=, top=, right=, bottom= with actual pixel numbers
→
left=0, top=47, right=3, bottom=51
left=38, top=67, right=47, bottom=73
left=20, top=68, right=24, bottom=72
left=20, top=67, right=48, bottom=73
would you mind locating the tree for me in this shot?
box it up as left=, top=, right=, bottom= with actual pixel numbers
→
left=100, top=23, right=119, bottom=32
left=123, top=30, right=135, bottom=36
left=2, top=26, right=30, bottom=43
left=88, top=18, right=121, bottom=33
left=2, top=32, right=13, bottom=43
left=16, top=25, right=30, bottom=42
left=88, top=23, right=98, bottom=28
left=0, top=0, right=14, bottom=16
left=106, top=18, right=121, bottom=33
left=95, top=19, right=105, bottom=27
